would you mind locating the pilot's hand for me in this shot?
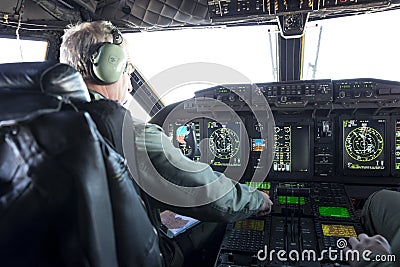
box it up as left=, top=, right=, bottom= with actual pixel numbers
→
left=345, top=234, right=392, bottom=267
left=255, top=191, right=273, bottom=217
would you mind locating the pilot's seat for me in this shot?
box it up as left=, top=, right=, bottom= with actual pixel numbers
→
left=0, top=61, right=161, bottom=267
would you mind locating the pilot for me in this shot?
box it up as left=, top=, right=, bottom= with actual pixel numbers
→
left=346, top=189, right=399, bottom=266
left=59, top=20, right=272, bottom=266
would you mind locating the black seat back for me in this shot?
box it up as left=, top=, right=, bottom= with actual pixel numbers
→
left=0, top=61, right=162, bottom=267
left=0, top=61, right=90, bottom=102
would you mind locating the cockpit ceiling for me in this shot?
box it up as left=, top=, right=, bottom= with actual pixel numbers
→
left=1, top=0, right=400, bottom=32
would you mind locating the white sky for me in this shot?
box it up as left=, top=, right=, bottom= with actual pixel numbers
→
left=0, top=38, right=48, bottom=63
left=124, top=25, right=278, bottom=106
left=303, top=9, right=400, bottom=81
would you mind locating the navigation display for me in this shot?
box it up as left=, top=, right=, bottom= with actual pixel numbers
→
left=342, top=118, right=387, bottom=174
left=207, top=121, right=241, bottom=167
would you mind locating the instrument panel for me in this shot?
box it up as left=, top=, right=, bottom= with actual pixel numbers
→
left=148, top=78, right=400, bottom=267
left=151, top=78, right=400, bottom=184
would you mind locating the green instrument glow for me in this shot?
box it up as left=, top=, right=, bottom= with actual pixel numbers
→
left=318, top=206, right=350, bottom=218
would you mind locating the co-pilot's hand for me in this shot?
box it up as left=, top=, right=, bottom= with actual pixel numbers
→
left=345, top=234, right=392, bottom=267
left=255, top=191, right=273, bottom=217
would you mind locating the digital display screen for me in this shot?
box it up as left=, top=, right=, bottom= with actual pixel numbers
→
left=168, top=122, right=201, bottom=161
left=245, top=181, right=270, bottom=190
left=342, top=119, right=386, bottom=171
left=234, top=219, right=264, bottom=231
left=207, top=121, right=241, bottom=167
left=318, top=206, right=350, bottom=218
left=321, top=224, right=357, bottom=238
left=395, top=119, right=400, bottom=170
left=273, top=125, right=310, bottom=172
left=278, top=196, right=305, bottom=205
left=252, top=138, right=266, bottom=152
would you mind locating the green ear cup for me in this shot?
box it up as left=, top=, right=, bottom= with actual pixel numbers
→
left=91, top=43, right=127, bottom=84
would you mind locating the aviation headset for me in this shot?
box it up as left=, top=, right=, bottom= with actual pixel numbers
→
left=89, top=27, right=128, bottom=84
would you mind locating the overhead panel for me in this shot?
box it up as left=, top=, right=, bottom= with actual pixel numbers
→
left=206, top=0, right=392, bottom=37
left=1, top=0, right=399, bottom=35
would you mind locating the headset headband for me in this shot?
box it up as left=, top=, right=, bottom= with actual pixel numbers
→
left=111, top=27, right=123, bottom=45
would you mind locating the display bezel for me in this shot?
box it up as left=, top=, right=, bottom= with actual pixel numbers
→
left=169, top=120, right=202, bottom=162
left=339, top=115, right=390, bottom=177
left=206, top=119, right=246, bottom=168
left=268, top=118, right=314, bottom=180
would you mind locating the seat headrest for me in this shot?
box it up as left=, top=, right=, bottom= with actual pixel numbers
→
left=0, top=61, right=90, bottom=102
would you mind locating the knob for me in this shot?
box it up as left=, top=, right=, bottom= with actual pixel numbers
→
left=365, top=90, right=373, bottom=97
left=338, top=91, right=346, bottom=98
left=229, top=94, right=236, bottom=102
left=280, top=96, right=287, bottom=102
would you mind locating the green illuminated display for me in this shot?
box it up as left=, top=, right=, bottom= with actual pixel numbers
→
left=318, top=206, right=350, bottom=218
left=342, top=119, right=386, bottom=171
left=245, top=181, right=270, bottom=190
left=278, top=196, right=305, bottom=205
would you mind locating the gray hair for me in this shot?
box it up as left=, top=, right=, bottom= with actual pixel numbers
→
left=60, top=20, right=127, bottom=82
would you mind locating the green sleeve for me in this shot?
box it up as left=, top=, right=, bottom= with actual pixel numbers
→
left=132, top=121, right=264, bottom=222
left=355, top=190, right=400, bottom=266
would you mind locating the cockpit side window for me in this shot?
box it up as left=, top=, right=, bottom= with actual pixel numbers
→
left=0, top=37, right=48, bottom=63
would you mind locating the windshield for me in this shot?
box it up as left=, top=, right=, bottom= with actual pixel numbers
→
left=303, top=9, right=400, bottom=81
left=125, top=25, right=278, bottom=106
left=127, top=9, right=400, bottom=109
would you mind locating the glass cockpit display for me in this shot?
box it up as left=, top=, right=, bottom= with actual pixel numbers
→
left=252, top=138, right=266, bottom=152
left=207, top=121, right=241, bottom=167
left=168, top=122, right=201, bottom=161
left=272, top=124, right=311, bottom=174
left=321, top=224, right=357, bottom=238
left=342, top=118, right=386, bottom=173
